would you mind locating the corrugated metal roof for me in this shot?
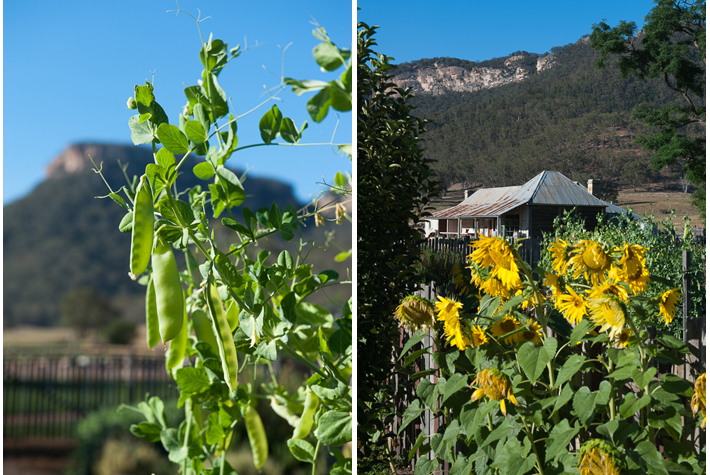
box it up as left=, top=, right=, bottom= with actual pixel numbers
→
left=432, top=171, right=610, bottom=218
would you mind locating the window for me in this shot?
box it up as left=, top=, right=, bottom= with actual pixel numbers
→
left=504, top=214, right=520, bottom=237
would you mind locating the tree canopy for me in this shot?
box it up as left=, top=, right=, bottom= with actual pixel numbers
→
left=591, top=0, right=706, bottom=217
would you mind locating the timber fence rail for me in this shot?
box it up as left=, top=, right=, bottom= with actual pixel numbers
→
left=3, top=352, right=177, bottom=440
left=420, top=236, right=544, bottom=269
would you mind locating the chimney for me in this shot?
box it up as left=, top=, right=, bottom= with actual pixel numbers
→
left=464, top=189, right=469, bottom=199
left=587, top=179, right=594, bottom=196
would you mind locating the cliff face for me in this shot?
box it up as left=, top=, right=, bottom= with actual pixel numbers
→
left=391, top=51, right=558, bottom=96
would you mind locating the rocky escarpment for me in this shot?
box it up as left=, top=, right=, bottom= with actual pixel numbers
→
left=391, top=51, right=558, bottom=96
left=390, top=36, right=603, bottom=96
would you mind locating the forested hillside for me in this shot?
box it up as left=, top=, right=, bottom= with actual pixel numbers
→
left=4, top=143, right=349, bottom=327
left=397, top=36, right=703, bottom=196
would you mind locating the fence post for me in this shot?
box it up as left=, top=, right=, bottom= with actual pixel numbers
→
left=682, top=250, right=689, bottom=344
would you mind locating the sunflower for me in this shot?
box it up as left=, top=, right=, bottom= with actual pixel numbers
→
left=516, top=318, right=544, bottom=345
left=616, top=243, right=647, bottom=279
left=469, top=233, right=504, bottom=269
left=471, top=325, right=489, bottom=347
left=623, top=265, right=650, bottom=295
left=578, top=439, right=623, bottom=475
left=556, top=286, right=588, bottom=325
left=394, top=295, right=436, bottom=332
left=587, top=280, right=629, bottom=303
left=470, top=368, right=519, bottom=416
left=548, top=238, right=571, bottom=274
left=453, top=263, right=473, bottom=295
left=489, top=315, right=521, bottom=344
left=587, top=297, right=625, bottom=337
left=435, top=296, right=471, bottom=350
left=569, top=239, right=612, bottom=287
left=691, top=373, right=706, bottom=430
left=480, top=276, right=511, bottom=300
left=543, top=272, right=564, bottom=303
left=613, top=328, right=632, bottom=348
left=658, top=288, right=681, bottom=325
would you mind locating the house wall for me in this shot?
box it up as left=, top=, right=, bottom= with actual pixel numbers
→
left=530, top=205, right=605, bottom=237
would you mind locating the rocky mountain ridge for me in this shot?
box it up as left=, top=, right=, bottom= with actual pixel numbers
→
left=390, top=37, right=592, bottom=96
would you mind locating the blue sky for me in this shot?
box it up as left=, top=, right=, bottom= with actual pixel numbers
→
left=4, top=1, right=352, bottom=205
left=357, top=0, right=655, bottom=64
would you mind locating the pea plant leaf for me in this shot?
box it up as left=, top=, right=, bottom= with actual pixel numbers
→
left=259, top=105, right=283, bottom=144
left=157, top=123, right=190, bottom=154
left=129, top=115, right=155, bottom=145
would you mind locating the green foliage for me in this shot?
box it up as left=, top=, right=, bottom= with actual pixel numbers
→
left=100, top=9, right=352, bottom=475
left=357, top=20, right=441, bottom=467
left=60, top=287, right=120, bottom=335
left=101, top=319, right=137, bottom=345
left=591, top=0, right=706, bottom=218
left=541, top=209, right=706, bottom=337
left=3, top=143, right=305, bottom=327
left=395, top=233, right=705, bottom=475
left=414, top=248, right=461, bottom=286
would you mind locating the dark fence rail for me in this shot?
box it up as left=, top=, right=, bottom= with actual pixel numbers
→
left=419, top=236, right=544, bottom=268
left=3, top=353, right=177, bottom=440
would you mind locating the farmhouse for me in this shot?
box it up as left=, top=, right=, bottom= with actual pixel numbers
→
left=426, top=171, right=638, bottom=238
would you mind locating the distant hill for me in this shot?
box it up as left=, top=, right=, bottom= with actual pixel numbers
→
left=390, top=34, right=703, bottom=196
left=4, top=143, right=350, bottom=327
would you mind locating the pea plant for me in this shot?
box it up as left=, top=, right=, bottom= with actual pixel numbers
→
left=95, top=8, right=352, bottom=475
left=395, top=233, right=705, bottom=475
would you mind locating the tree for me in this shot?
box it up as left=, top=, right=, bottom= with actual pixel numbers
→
left=60, top=287, right=120, bottom=336
left=591, top=0, right=706, bottom=217
left=357, top=20, right=441, bottom=465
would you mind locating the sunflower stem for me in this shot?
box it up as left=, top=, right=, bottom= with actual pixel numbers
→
left=521, top=415, right=545, bottom=475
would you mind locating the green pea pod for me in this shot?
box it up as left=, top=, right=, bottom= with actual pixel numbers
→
left=225, top=298, right=240, bottom=332
left=292, top=388, right=320, bottom=439
left=130, top=175, right=154, bottom=278
left=152, top=237, right=184, bottom=342
left=145, top=276, right=161, bottom=349
left=244, top=405, right=268, bottom=469
left=206, top=279, right=238, bottom=392
left=192, top=308, right=219, bottom=353
left=165, top=299, right=188, bottom=371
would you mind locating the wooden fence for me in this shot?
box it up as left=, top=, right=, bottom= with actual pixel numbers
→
left=420, top=236, right=544, bottom=269
left=3, top=353, right=177, bottom=440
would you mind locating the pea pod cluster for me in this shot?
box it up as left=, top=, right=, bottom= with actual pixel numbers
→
left=152, top=237, right=184, bottom=343
left=129, top=175, right=154, bottom=278
left=292, top=388, right=320, bottom=439
left=205, top=279, right=239, bottom=392
left=244, top=405, right=268, bottom=469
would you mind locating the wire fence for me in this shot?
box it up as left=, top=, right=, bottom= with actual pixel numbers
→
left=3, top=352, right=177, bottom=440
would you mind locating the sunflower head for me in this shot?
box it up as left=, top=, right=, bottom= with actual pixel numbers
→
left=555, top=286, right=588, bottom=325
left=587, top=297, right=626, bottom=337
left=578, top=439, right=623, bottom=475
left=394, top=295, right=436, bottom=332
left=691, top=373, right=706, bottom=430
left=612, top=328, right=633, bottom=348
left=616, top=243, right=647, bottom=280
left=453, top=263, right=473, bottom=296
left=516, top=318, right=544, bottom=345
left=470, top=368, right=519, bottom=415
left=658, top=288, right=681, bottom=325
left=569, top=239, right=612, bottom=286
left=435, top=296, right=470, bottom=351
left=490, top=315, right=521, bottom=344
left=548, top=238, right=571, bottom=274
left=471, top=325, right=489, bottom=347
